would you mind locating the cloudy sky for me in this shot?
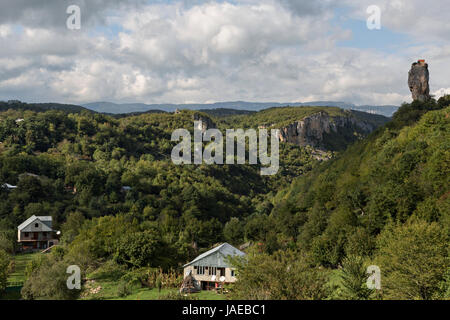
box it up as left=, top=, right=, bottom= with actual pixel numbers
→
left=0, top=0, right=449, bottom=106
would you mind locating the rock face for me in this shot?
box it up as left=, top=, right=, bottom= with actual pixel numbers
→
left=278, top=111, right=376, bottom=151
left=408, top=60, right=431, bottom=102
left=193, top=113, right=216, bottom=132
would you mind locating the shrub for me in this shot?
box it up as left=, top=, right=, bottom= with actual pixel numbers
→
left=120, top=268, right=149, bottom=288
left=0, top=249, right=11, bottom=292
left=88, top=260, right=126, bottom=282
left=158, top=291, right=199, bottom=300
left=22, top=256, right=81, bottom=300
left=230, top=249, right=331, bottom=300
left=340, top=255, right=374, bottom=300
left=374, top=220, right=449, bottom=300
left=116, top=281, right=131, bottom=298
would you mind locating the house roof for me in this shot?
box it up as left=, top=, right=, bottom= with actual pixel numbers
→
left=18, top=215, right=53, bottom=231
left=2, top=183, right=17, bottom=189
left=183, top=243, right=245, bottom=268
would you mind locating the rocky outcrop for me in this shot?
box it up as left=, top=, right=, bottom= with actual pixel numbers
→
left=193, top=113, right=216, bottom=132
left=408, top=60, right=431, bottom=102
left=277, top=111, right=376, bottom=151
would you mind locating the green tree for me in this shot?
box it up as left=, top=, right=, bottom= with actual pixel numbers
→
left=230, top=249, right=330, bottom=300
left=61, top=211, right=85, bottom=244
left=21, top=254, right=80, bottom=300
left=0, top=227, right=15, bottom=254
left=0, top=249, right=11, bottom=292
left=374, top=220, right=449, bottom=300
left=340, top=255, right=373, bottom=300
left=114, top=230, right=166, bottom=268
left=223, top=217, right=244, bottom=245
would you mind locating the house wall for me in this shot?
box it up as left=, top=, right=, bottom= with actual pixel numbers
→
left=184, top=265, right=237, bottom=284
left=18, top=230, right=53, bottom=242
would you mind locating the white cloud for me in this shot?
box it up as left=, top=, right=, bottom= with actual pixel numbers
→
left=0, top=0, right=448, bottom=106
left=343, top=0, right=450, bottom=41
left=433, top=88, right=450, bottom=99
left=0, top=25, right=12, bottom=37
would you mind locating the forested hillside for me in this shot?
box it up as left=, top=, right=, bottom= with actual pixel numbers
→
left=234, top=97, right=449, bottom=300
left=271, top=98, right=449, bottom=264
left=0, top=100, right=445, bottom=300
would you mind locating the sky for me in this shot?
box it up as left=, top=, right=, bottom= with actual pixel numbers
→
left=0, top=0, right=449, bottom=106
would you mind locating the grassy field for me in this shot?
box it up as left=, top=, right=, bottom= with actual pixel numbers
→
left=116, top=288, right=225, bottom=301
left=7, top=253, right=39, bottom=284
left=82, top=279, right=226, bottom=301
left=0, top=253, right=39, bottom=300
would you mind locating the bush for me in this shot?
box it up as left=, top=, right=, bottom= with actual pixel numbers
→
left=437, top=94, right=450, bottom=109
left=230, top=249, right=331, bottom=300
left=116, top=281, right=132, bottom=298
left=374, top=220, right=449, bottom=300
left=114, top=230, right=166, bottom=268
left=158, top=291, right=199, bottom=300
left=340, top=255, right=374, bottom=300
left=120, top=268, right=149, bottom=288
left=22, top=256, right=81, bottom=300
left=0, top=249, right=11, bottom=292
left=146, top=268, right=183, bottom=289
left=88, top=260, right=126, bottom=282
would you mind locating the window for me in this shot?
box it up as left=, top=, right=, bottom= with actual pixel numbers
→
left=24, top=232, right=29, bottom=237
left=231, top=270, right=236, bottom=277
left=35, top=223, right=39, bottom=228
left=208, top=267, right=217, bottom=276
left=196, top=266, right=205, bottom=275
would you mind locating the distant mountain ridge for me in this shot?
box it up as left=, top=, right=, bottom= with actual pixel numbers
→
left=0, top=99, right=398, bottom=117
left=83, top=101, right=399, bottom=117
left=0, top=100, right=92, bottom=113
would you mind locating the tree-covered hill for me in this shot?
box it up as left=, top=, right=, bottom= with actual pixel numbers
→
left=0, top=105, right=383, bottom=262
left=243, top=97, right=449, bottom=299
left=199, top=108, right=257, bottom=118
left=220, top=96, right=450, bottom=301
left=0, top=101, right=92, bottom=114
left=0, top=99, right=446, bottom=300
left=0, top=107, right=323, bottom=262
left=271, top=98, right=449, bottom=261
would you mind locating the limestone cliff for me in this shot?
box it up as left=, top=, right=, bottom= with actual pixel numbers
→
left=277, top=111, right=378, bottom=151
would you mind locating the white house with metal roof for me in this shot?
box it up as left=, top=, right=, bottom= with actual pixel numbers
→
left=17, top=215, right=59, bottom=251
left=1, top=183, right=17, bottom=190
left=183, top=243, right=245, bottom=291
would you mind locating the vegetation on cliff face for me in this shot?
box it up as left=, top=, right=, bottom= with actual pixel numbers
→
left=0, top=99, right=447, bottom=300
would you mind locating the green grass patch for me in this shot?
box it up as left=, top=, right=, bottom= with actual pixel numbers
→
left=115, top=288, right=225, bottom=301
left=82, top=278, right=226, bottom=301
left=1, top=253, right=39, bottom=300
left=8, top=253, right=39, bottom=284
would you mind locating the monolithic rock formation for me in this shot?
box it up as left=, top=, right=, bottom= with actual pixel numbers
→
left=408, top=60, right=431, bottom=102
left=278, top=111, right=376, bottom=151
